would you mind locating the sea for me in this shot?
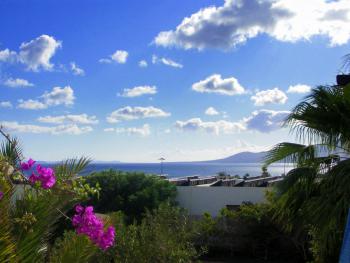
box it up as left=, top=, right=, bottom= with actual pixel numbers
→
left=78, top=162, right=295, bottom=178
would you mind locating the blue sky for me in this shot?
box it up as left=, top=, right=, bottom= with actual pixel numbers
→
left=1, top=0, right=349, bottom=162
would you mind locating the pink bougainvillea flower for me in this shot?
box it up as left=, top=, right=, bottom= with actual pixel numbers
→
left=20, top=158, right=36, bottom=171
left=29, top=173, right=39, bottom=184
left=0, top=191, right=3, bottom=200
left=23, top=160, right=56, bottom=189
left=72, top=205, right=116, bottom=250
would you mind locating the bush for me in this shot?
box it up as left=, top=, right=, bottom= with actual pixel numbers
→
left=84, top=170, right=177, bottom=223
left=110, top=203, right=202, bottom=263
left=194, top=203, right=306, bottom=262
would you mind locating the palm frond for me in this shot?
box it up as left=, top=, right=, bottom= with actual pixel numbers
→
left=286, top=86, right=350, bottom=148
left=12, top=188, right=75, bottom=263
left=54, top=157, right=91, bottom=180
left=50, top=231, right=98, bottom=263
left=272, top=167, right=318, bottom=231
left=264, top=142, right=325, bottom=167
left=0, top=137, right=23, bottom=167
left=341, top=53, right=350, bottom=73
left=0, top=178, right=17, bottom=262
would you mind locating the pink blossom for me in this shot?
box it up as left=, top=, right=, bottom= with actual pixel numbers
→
left=0, top=191, right=3, bottom=200
left=23, top=159, right=56, bottom=189
left=72, top=205, right=116, bottom=250
left=20, top=158, right=36, bottom=170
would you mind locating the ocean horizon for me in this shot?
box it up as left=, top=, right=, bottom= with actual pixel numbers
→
left=73, top=162, right=295, bottom=178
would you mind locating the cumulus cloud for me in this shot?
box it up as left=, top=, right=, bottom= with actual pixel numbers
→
left=0, top=101, right=12, bottom=108
left=17, top=86, right=75, bottom=110
left=111, top=50, right=128, bottom=63
left=176, top=109, right=289, bottom=135
left=104, top=124, right=151, bottom=137
left=17, top=99, right=48, bottom=110
left=18, top=35, right=62, bottom=71
left=205, top=107, right=219, bottom=116
left=175, top=118, right=245, bottom=135
left=192, top=74, right=245, bottom=95
left=244, top=109, right=290, bottom=132
left=251, top=88, right=287, bottom=106
left=0, top=35, right=61, bottom=71
left=154, top=0, right=350, bottom=50
left=37, top=114, right=98, bottom=125
left=119, top=85, right=157, bottom=98
left=107, top=106, right=170, bottom=123
left=0, top=49, right=18, bottom=63
left=99, top=50, right=128, bottom=64
left=41, top=86, right=75, bottom=106
left=70, top=62, right=85, bottom=76
left=138, top=60, right=148, bottom=67
left=0, top=121, right=92, bottom=135
left=4, top=78, right=34, bottom=88
left=152, top=55, right=183, bottom=68
left=287, top=84, right=311, bottom=93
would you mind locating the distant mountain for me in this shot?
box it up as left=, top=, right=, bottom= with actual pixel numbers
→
left=206, top=151, right=268, bottom=163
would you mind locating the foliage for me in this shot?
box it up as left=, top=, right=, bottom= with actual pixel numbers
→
left=50, top=231, right=98, bottom=263
left=194, top=203, right=304, bottom=261
left=111, top=203, right=202, bottom=263
left=85, top=169, right=177, bottom=223
left=0, top=129, right=101, bottom=262
left=265, top=84, right=350, bottom=262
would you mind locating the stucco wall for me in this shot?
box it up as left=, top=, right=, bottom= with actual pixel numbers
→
left=176, top=186, right=268, bottom=216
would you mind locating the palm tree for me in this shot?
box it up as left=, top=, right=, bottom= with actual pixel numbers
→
left=0, top=129, right=98, bottom=262
left=265, top=83, right=350, bottom=262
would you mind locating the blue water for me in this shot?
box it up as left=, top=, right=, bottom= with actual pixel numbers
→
left=79, top=162, right=294, bottom=178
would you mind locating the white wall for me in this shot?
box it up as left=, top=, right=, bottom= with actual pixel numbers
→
left=176, top=186, right=268, bottom=216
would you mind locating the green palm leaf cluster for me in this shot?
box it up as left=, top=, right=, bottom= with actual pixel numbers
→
left=265, top=84, right=350, bottom=262
left=0, top=130, right=100, bottom=262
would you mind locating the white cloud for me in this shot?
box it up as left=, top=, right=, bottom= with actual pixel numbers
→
left=41, top=86, right=75, bottom=106
left=104, top=124, right=151, bottom=137
left=243, top=109, right=290, bottom=132
left=0, top=49, right=17, bottom=63
left=4, top=78, right=34, bottom=88
left=154, top=0, right=350, bottom=50
left=119, top=85, right=157, bottom=98
left=17, top=99, right=48, bottom=110
left=0, top=101, right=12, bottom=108
left=152, top=55, right=183, bottom=68
left=99, top=50, right=128, bottom=64
left=0, top=121, right=92, bottom=135
left=192, top=74, right=245, bottom=96
left=111, top=50, right=128, bottom=63
left=175, top=118, right=245, bottom=135
left=18, top=35, right=62, bottom=71
left=17, top=86, right=75, bottom=110
left=0, top=35, right=61, bottom=71
left=251, top=88, right=287, bottom=106
left=176, top=109, right=289, bottom=135
left=287, top=84, right=311, bottom=93
left=70, top=62, right=85, bottom=76
left=205, top=107, right=219, bottom=116
left=139, top=60, right=148, bottom=67
left=37, top=114, right=98, bottom=125
left=107, top=106, right=170, bottom=123
left=98, top=58, right=112, bottom=64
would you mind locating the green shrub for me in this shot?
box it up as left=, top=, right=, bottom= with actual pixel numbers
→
left=50, top=231, right=98, bottom=263
left=111, top=203, right=202, bottom=263
left=84, top=170, right=177, bottom=223
left=194, top=203, right=306, bottom=261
